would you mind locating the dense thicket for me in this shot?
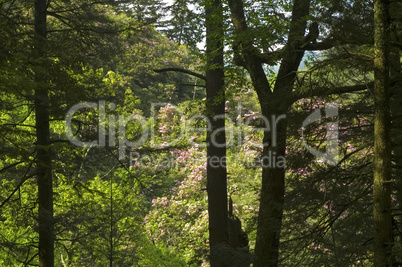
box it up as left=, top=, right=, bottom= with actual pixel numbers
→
left=0, top=0, right=401, bottom=266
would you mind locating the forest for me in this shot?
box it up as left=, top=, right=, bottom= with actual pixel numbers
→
left=0, top=0, right=401, bottom=266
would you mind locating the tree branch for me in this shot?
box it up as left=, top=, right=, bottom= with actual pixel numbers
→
left=260, top=49, right=284, bottom=65
left=292, top=83, right=371, bottom=101
left=179, top=83, right=206, bottom=88
left=293, top=77, right=402, bottom=101
left=0, top=161, right=24, bottom=174
left=302, top=38, right=337, bottom=51
left=227, top=0, right=272, bottom=101
left=0, top=164, right=35, bottom=209
left=342, top=47, right=374, bottom=62
left=391, top=41, right=402, bottom=50
left=154, top=68, right=206, bottom=81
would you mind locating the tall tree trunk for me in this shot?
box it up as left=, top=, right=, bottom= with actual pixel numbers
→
left=227, top=0, right=311, bottom=265
left=373, top=0, right=393, bottom=265
left=34, top=0, right=54, bottom=266
left=205, top=0, right=229, bottom=266
left=390, top=0, right=402, bottom=262
left=254, top=1, right=310, bottom=266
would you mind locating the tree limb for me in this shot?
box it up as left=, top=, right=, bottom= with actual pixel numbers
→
left=292, top=82, right=371, bottom=101
left=302, top=38, right=337, bottom=51
left=343, top=47, right=374, bottom=62
left=227, top=0, right=272, bottom=101
left=154, top=68, right=206, bottom=81
left=391, top=41, right=402, bottom=50
left=0, top=161, right=24, bottom=174
left=293, top=77, right=402, bottom=101
left=260, top=49, right=284, bottom=65
left=0, top=165, right=35, bottom=209
left=179, top=83, right=206, bottom=88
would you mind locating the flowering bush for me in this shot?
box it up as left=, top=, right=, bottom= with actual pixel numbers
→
left=144, top=146, right=209, bottom=266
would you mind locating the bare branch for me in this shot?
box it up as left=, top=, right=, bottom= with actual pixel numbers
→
left=0, top=163, right=35, bottom=209
left=0, top=161, right=24, bottom=174
left=179, top=83, right=206, bottom=88
left=154, top=68, right=206, bottom=81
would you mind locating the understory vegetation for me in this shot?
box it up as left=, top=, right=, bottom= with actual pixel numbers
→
left=1, top=0, right=401, bottom=266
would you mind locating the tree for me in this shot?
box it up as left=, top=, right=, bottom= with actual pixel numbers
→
left=226, top=0, right=387, bottom=265
left=205, top=0, right=230, bottom=265
left=4, top=0, right=402, bottom=265
left=373, top=0, right=393, bottom=265
left=0, top=1, right=183, bottom=265
left=154, top=1, right=232, bottom=265
left=227, top=0, right=311, bottom=265
left=389, top=0, right=402, bottom=262
left=160, top=0, right=203, bottom=48
left=34, top=0, right=54, bottom=266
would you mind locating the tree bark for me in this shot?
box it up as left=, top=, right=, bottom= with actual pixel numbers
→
left=34, top=0, right=54, bottom=266
left=205, top=0, right=229, bottom=266
left=373, top=0, right=393, bottom=266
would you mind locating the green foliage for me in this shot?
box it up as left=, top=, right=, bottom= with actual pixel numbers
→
left=1, top=0, right=400, bottom=266
left=160, top=0, right=204, bottom=49
left=0, top=0, right=200, bottom=265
